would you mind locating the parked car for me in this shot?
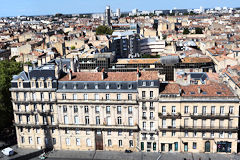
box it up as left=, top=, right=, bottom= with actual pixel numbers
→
left=2, top=147, right=14, bottom=156
left=125, top=149, right=132, bottom=153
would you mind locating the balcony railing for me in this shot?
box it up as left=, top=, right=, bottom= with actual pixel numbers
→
left=149, top=106, right=155, bottom=110
left=190, top=113, right=230, bottom=119
left=142, top=137, right=147, bottom=140
left=57, top=98, right=137, bottom=104
left=158, top=113, right=181, bottom=119
left=180, top=126, right=238, bottom=132
left=142, top=116, right=147, bottom=120
left=59, top=124, right=139, bottom=130
left=150, top=137, right=155, bottom=140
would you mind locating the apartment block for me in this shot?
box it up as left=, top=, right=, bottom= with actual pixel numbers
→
left=10, top=60, right=239, bottom=153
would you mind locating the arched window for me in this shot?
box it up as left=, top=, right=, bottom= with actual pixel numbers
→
left=117, top=117, right=122, bottom=125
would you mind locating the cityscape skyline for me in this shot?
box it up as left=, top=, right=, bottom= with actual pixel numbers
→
left=0, top=0, right=239, bottom=17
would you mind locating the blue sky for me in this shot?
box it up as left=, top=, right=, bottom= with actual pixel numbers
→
left=0, top=0, right=239, bottom=17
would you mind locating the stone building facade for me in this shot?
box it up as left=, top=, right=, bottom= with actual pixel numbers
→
left=10, top=60, right=239, bottom=153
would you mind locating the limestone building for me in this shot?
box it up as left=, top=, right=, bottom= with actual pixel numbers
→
left=10, top=59, right=239, bottom=153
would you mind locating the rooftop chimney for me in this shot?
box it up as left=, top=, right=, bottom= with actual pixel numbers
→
left=101, top=68, right=107, bottom=80
left=37, top=58, right=42, bottom=67
left=197, top=87, right=201, bottom=94
left=23, top=64, right=29, bottom=73
left=54, top=64, right=59, bottom=79
left=42, top=56, right=46, bottom=65
left=179, top=88, right=182, bottom=95
left=68, top=69, right=72, bottom=80
left=137, top=67, right=141, bottom=79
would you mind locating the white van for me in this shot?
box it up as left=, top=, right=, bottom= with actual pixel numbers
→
left=2, top=147, right=14, bottom=156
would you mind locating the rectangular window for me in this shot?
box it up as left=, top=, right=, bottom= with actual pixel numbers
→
left=74, top=116, right=79, bottom=124
left=150, top=122, right=154, bottom=131
left=94, top=94, right=99, bottom=100
left=211, top=106, right=215, bottom=115
left=184, top=106, right=189, bottom=114
left=52, top=138, right=56, bottom=145
left=202, top=106, right=206, bottom=115
left=172, top=131, right=176, bottom=137
left=128, top=117, right=133, bottom=126
left=37, top=137, right=41, bottom=144
left=172, top=119, right=176, bottom=128
left=171, top=106, right=176, bottom=114
left=185, top=131, right=188, bottom=137
left=174, top=142, right=178, bottom=151
left=106, top=106, right=110, bottom=114
left=95, top=106, right=100, bottom=114
left=85, top=116, right=89, bottom=125
left=62, top=94, right=66, bottom=100
left=21, top=136, right=25, bottom=143
left=161, top=143, right=165, bottom=151
left=129, top=140, right=133, bottom=147
left=84, top=106, right=88, bottom=113
left=83, top=94, right=88, bottom=100
left=162, top=119, right=166, bottom=128
left=108, top=139, right=112, bottom=146
left=162, top=131, right=166, bottom=136
left=162, top=106, right=166, bottom=115
left=142, top=91, right=146, bottom=98
left=66, top=138, right=70, bottom=146
left=63, top=106, right=67, bottom=112
left=193, top=106, right=198, bottom=115
left=96, top=116, right=100, bottom=125
left=119, top=140, right=122, bottom=147
left=128, top=94, right=132, bottom=100
left=117, top=94, right=121, bottom=100
left=76, top=138, right=80, bottom=146
left=73, top=94, right=77, bottom=100
left=150, top=91, right=153, bottom=98
left=143, top=122, right=146, bottom=129
left=193, top=142, right=197, bottom=149
left=229, top=106, right=234, bottom=114
left=117, top=106, right=121, bottom=114
left=118, top=130, right=122, bottom=136
left=106, top=94, right=110, bottom=100
left=128, top=106, right=132, bottom=114
left=64, top=115, right=68, bottom=124
left=220, top=106, right=224, bottom=115
left=73, top=106, right=78, bottom=113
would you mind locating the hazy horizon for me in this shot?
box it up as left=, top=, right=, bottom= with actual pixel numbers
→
left=0, top=0, right=239, bottom=17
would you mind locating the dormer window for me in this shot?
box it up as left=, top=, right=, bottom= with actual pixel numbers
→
left=150, top=81, right=154, bottom=86
left=73, top=84, right=77, bottom=89
left=63, top=84, right=66, bottom=89
left=84, top=84, right=87, bottom=89
left=31, top=81, right=35, bottom=88
left=117, top=84, right=121, bottom=89
left=39, top=82, right=42, bottom=88
left=18, top=82, right=22, bottom=88
left=217, top=92, right=222, bottom=95
left=95, top=84, right=98, bottom=89
left=47, top=82, right=51, bottom=88
left=142, top=81, right=146, bottom=86
left=106, top=84, right=109, bottom=89
left=128, top=84, right=132, bottom=89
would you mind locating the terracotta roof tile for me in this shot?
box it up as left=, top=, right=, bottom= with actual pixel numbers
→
left=59, top=71, right=159, bottom=82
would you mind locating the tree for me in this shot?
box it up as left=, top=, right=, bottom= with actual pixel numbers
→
left=96, top=25, right=113, bottom=35
left=195, top=27, right=203, bottom=34
left=0, top=60, right=22, bottom=130
left=183, top=28, right=190, bottom=34
left=71, top=46, right=76, bottom=50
